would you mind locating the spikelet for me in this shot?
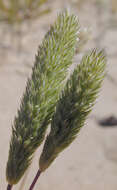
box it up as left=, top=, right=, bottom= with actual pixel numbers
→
left=39, top=49, right=106, bottom=172
left=6, top=11, right=79, bottom=185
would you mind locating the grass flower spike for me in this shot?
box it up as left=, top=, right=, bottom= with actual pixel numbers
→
left=6, top=11, right=79, bottom=187
left=39, top=49, right=106, bottom=172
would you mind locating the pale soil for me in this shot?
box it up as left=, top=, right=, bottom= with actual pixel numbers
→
left=1, top=0, right=117, bottom=190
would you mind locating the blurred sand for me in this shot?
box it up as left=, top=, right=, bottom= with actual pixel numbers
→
left=1, top=0, right=117, bottom=189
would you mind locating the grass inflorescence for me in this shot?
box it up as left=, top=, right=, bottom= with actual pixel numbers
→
left=6, top=10, right=106, bottom=190
left=6, top=11, right=79, bottom=186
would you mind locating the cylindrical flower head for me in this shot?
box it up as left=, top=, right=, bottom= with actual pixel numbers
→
left=39, top=49, right=106, bottom=172
left=6, top=11, right=79, bottom=185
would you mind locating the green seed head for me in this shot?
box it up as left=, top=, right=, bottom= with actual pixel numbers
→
left=6, top=11, right=79, bottom=185
left=39, top=49, right=106, bottom=172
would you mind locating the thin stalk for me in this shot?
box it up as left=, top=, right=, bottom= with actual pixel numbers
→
left=7, top=184, right=13, bottom=190
left=29, top=169, right=41, bottom=190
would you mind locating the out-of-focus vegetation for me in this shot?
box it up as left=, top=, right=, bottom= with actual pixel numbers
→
left=0, top=0, right=50, bottom=24
left=71, top=0, right=117, bottom=13
left=76, top=27, right=91, bottom=53
left=112, top=0, right=117, bottom=13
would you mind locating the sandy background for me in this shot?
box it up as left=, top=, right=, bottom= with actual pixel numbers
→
left=1, top=0, right=117, bottom=189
